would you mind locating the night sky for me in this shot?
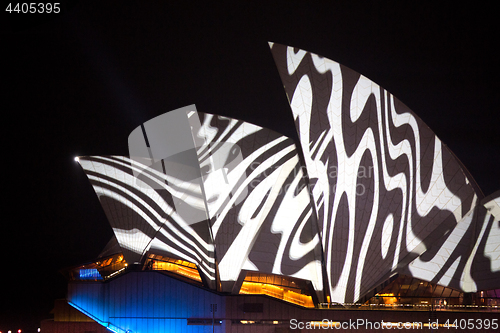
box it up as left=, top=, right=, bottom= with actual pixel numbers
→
left=2, top=1, right=499, bottom=330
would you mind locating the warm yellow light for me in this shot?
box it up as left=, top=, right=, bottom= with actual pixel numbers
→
left=310, top=321, right=341, bottom=328
left=153, top=259, right=201, bottom=282
left=240, top=280, right=314, bottom=308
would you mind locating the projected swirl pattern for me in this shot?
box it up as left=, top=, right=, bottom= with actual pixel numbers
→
left=189, top=112, right=323, bottom=296
left=269, top=43, right=493, bottom=302
left=80, top=155, right=217, bottom=286
left=79, top=109, right=324, bottom=297
left=77, top=45, right=499, bottom=306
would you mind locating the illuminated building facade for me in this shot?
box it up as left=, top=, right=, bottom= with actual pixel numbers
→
left=53, top=44, right=499, bottom=332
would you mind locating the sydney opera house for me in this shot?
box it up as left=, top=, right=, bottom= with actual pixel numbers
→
left=44, top=43, right=499, bottom=332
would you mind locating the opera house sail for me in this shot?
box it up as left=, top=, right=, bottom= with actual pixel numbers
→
left=53, top=43, right=499, bottom=333
left=78, top=106, right=324, bottom=300
left=268, top=43, right=497, bottom=303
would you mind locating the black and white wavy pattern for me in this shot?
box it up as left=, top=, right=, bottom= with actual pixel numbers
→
left=408, top=197, right=500, bottom=293
left=79, top=156, right=217, bottom=286
left=79, top=48, right=499, bottom=304
left=269, top=43, right=497, bottom=302
left=190, top=113, right=323, bottom=297
left=79, top=110, right=324, bottom=297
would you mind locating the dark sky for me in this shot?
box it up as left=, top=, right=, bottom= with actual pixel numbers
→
left=2, top=1, right=499, bottom=330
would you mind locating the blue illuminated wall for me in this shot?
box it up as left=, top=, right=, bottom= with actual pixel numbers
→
left=68, top=271, right=225, bottom=333
left=66, top=270, right=500, bottom=333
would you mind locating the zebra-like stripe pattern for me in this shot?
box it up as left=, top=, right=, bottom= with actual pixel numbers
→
left=78, top=48, right=499, bottom=304
left=79, top=155, right=217, bottom=286
left=190, top=113, right=323, bottom=297
left=79, top=110, right=324, bottom=298
left=269, top=43, right=483, bottom=302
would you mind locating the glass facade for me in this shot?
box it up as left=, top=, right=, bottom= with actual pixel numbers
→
left=240, top=272, right=315, bottom=308
left=362, top=275, right=500, bottom=311
left=64, top=253, right=128, bottom=281
left=144, top=254, right=202, bottom=283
